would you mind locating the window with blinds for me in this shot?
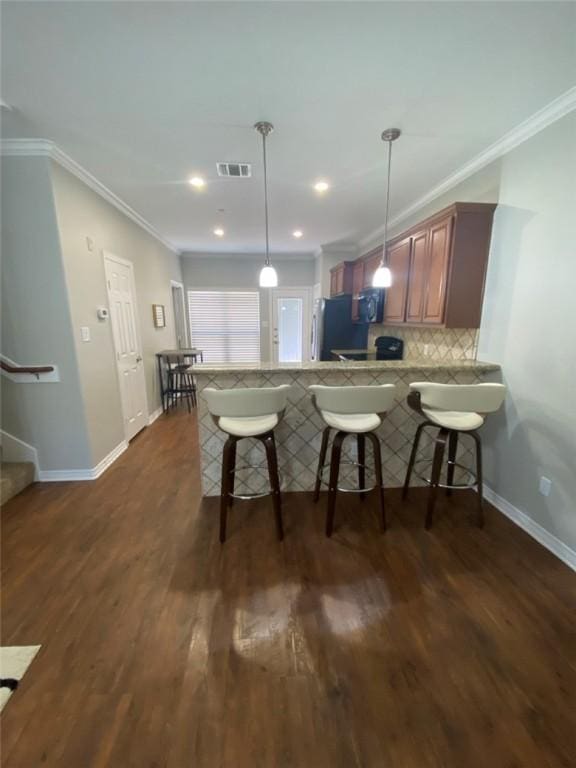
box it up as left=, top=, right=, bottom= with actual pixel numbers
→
left=187, top=291, right=261, bottom=363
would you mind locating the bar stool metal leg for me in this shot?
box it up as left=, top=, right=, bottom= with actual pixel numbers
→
left=446, top=431, right=458, bottom=497
left=262, top=432, right=284, bottom=541
left=184, top=372, right=192, bottom=413
left=425, top=428, right=449, bottom=530
left=314, top=428, right=330, bottom=503
left=403, top=422, right=428, bottom=499
left=157, top=355, right=167, bottom=413
left=366, top=432, right=386, bottom=532
left=357, top=434, right=366, bottom=501
left=470, top=431, right=485, bottom=528
left=228, top=439, right=237, bottom=507
left=220, top=436, right=236, bottom=543
left=326, top=431, right=345, bottom=537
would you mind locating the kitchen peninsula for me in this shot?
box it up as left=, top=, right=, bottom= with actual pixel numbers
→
left=194, top=359, right=500, bottom=497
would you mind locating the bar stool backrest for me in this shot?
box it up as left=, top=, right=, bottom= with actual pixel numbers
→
left=410, top=382, right=506, bottom=414
left=204, top=385, right=292, bottom=418
left=309, top=384, right=397, bottom=415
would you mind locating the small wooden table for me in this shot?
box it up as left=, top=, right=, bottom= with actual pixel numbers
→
left=156, top=349, right=204, bottom=412
left=156, top=348, right=204, bottom=363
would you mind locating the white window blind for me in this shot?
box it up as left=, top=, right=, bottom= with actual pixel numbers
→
left=187, top=291, right=261, bottom=363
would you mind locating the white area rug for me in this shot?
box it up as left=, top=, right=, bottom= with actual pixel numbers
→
left=0, top=645, right=41, bottom=712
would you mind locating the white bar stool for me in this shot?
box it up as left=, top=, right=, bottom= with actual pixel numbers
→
left=403, top=382, right=506, bottom=528
left=309, top=384, right=397, bottom=536
left=204, top=385, right=291, bottom=543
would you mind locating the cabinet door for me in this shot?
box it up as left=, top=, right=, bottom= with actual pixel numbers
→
left=335, top=266, right=344, bottom=295
left=363, top=252, right=382, bottom=288
left=351, top=260, right=365, bottom=321
left=384, top=238, right=411, bottom=323
left=423, top=216, right=452, bottom=324
left=406, top=230, right=428, bottom=323
left=329, top=269, right=338, bottom=297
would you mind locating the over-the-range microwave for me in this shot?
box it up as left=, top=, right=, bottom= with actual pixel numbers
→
left=358, top=288, right=385, bottom=323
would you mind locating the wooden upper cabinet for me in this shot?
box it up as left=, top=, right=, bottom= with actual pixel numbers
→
left=329, top=261, right=355, bottom=297
left=363, top=250, right=382, bottom=289
left=383, top=238, right=411, bottom=323
left=356, top=202, right=496, bottom=328
left=329, top=270, right=338, bottom=297
left=405, top=230, right=428, bottom=323
left=422, top=215, right=452, bottom=324
left=351, top=260, right=365, bottom=321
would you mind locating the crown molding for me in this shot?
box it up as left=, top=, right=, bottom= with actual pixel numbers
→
left=359, top=86, right=576, bottom=250
left=0, top=138, right=180, bottom=255
left=313, top=242, right=358, bottom=260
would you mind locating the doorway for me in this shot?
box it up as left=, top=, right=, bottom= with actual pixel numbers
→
left=103, top=252, right=149, bottom=441
left=270, top=288, right=312, bottom=363
left=171, top=281, right=188, bottom=349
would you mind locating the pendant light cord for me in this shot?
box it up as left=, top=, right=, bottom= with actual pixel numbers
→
left=381, top=138, right=393, bottom=267
left=262, top=131, right=270, bottom=266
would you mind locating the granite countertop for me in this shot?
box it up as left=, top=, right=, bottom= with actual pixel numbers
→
left=192, top=359, right=500, bottom=374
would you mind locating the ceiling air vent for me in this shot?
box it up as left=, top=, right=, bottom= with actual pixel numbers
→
left=216, top=162, right=252, bottom=178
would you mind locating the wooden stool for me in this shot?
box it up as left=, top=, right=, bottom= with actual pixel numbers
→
left=204, top=385, right=291, bottom=543
left=309, top=384, right=397, bottom=536
left=403, top=382, right=506, bottom=528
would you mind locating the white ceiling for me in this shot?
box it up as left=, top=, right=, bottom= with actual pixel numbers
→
left=2, top=2, right=574, bottom=255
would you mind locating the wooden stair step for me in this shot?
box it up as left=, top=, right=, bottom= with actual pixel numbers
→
left=0, top=462, right=35, bottom=505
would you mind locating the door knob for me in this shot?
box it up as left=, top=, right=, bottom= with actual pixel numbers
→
left=136, top=356, right=143, bottom=363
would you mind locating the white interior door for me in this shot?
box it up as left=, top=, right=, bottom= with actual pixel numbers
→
left=104, top=253, right=148, bottom=441
left=271, top=288, right=312, bottom=363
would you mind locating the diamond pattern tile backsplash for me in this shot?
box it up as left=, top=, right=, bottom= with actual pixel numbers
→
left=196, top=367, right=485, bottom=497
left=368, top=326, right=479, bottom=361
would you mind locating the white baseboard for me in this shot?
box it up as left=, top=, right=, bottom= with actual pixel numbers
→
left=0, top=430, right=40, bottom=480
left=148, top=406, right=163, bottom=425
left=38, top=440, right=128, bottom=482
left=484, top=485, right=576, bottom=572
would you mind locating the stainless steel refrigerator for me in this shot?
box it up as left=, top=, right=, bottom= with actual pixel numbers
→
left=311, top=295, right=369, bottom=361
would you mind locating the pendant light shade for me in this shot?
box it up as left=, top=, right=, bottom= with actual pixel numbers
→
left=372, top=264, right=392, bottom=287
left=259, top=264, right=278, bottom=287
left=372, top=127, right=401, bottom=288
left=255, top=121, right=278, bottom=288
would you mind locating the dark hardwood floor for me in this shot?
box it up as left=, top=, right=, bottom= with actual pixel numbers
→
left=1, top=410, right=575, bottom=767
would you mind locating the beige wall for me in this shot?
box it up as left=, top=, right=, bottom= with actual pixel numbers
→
left=357, top=112, right=576, bottom=556
left=478, top=112, right=576, bottom=553
left=1, top=155, right=93, bottom=470
left=2, top=154, right=184, bottom=472
left=180, top=254, right=315, bottom=362
left=360, top=160, right=501, bottom=255
left=50, top=161, right=183, bottom=465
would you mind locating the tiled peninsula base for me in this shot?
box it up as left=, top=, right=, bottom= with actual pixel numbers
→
left=194, top=361, right=500, bottom=498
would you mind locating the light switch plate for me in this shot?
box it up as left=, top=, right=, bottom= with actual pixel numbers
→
left=80, top=326, right=91, bottom=342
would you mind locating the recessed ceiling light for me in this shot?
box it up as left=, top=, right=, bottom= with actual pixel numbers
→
left=189, top=176, right=205, bottom=188
left=292, top=230, right=303, bottom=238
left=213, top=227, right=225, bottom=237
left=314, top=180, right=329, bottom=193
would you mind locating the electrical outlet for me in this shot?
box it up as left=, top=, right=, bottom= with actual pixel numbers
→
left=539, top=476, right=552, bottom=497
left=80, top=326, right=91, bottom=342
left=86, top=236, right=95, bottom=252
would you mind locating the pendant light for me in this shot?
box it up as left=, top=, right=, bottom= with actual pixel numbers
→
left=372, top=128, right=401, bottom=288
left=255, top=121, right=278, bottom=287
